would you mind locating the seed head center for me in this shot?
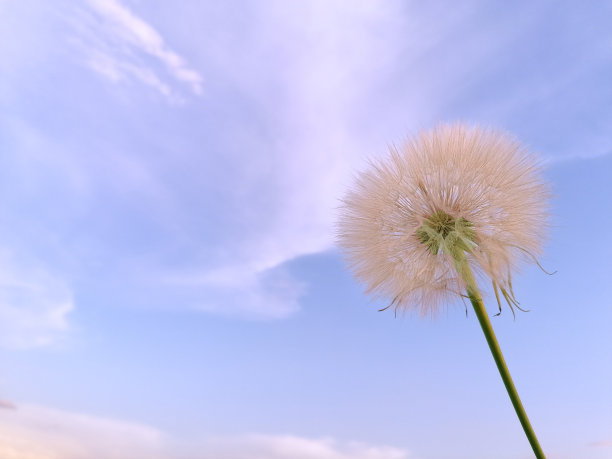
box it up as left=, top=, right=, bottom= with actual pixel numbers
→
left=416, top=210, right=476, bottom=256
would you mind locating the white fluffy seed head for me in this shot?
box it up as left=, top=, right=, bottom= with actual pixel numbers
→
left=337, top=123, right=550, bottom=316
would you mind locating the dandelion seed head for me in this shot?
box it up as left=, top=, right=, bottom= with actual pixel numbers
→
left=337, top=123, right=549, bottom=315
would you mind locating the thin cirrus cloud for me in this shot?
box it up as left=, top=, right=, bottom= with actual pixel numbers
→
left=73, top=0, right=203, bottom=101
left=72, top=0, right=412, bottom=321
left=0, top=399, right=17, bottom=410
left=0, top=404, right=167, bottom=459
left=589, top=441, right=612, bottom=448
left=151, top=1, right=412, bottom=319
left=56, top=0, right=412, bottom=320
left=0, top=404, right=414, bottom=459
left=199, top=434, right=413, bottom=459
left=0, top=250, right=73, bottom=349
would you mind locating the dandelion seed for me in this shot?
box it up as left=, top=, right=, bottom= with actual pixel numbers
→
left=337, top=123, right=549, bottom=458
left=338, top=123, right=549, bottom=316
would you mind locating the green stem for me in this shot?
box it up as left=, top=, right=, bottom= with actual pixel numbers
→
left=453, top=250, right=546, bottom=459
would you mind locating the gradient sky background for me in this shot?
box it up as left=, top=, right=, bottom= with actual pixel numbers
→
left=0, top=1, right=611, bottom=458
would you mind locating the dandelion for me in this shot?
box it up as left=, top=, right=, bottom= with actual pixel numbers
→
left=338, top=123, right=549, bottom=458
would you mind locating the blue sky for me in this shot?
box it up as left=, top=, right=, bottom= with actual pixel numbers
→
left=0, top=0, right=610, bottom=458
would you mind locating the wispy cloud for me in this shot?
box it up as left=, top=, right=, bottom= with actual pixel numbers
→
left=589, top=440, right=612, bottom=448
left=155, top=1, right=410, bottom=318
left=200, top=433, right=414, bottom=459
left=0, top=404, right=167, bottom=459
left=0, top=404, right=415, bottom=459
left=162, top=264, right=305, bottom=320
left=0, top=250, right=73, bottom=349
left=543, top=148, right=612, bottom=165
left=0, top=399, right=17, bottom=410
left=72, top=0, right=203, bottom=101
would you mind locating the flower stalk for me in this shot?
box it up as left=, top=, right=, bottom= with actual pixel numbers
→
left=338, top=124, right=551, bottom=456
left=453, top=248, right=546, bottom=459
left=416, top=210, right=545, bottom=457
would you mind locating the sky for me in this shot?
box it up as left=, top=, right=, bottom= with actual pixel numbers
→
left=0, top=0, right=611, bottom=458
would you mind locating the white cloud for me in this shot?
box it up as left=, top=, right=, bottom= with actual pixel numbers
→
left=0, top=399, right=17, bottom=410
left=200, top=434, right=414, bottom=459
left=589, top=441, right=612, bottom=448
left=74, top=0, right=437, bottom=320
left=0, top=404, right=415, bottom=459
left=163, top=264, right=305, bottom=320
left=0, top=404, right=168, bottom=459
left=0, top=251, right=73, bottom=349
left=158, top=1, right=410, bottom=318
left=74, top=0, right=203, bottom=100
